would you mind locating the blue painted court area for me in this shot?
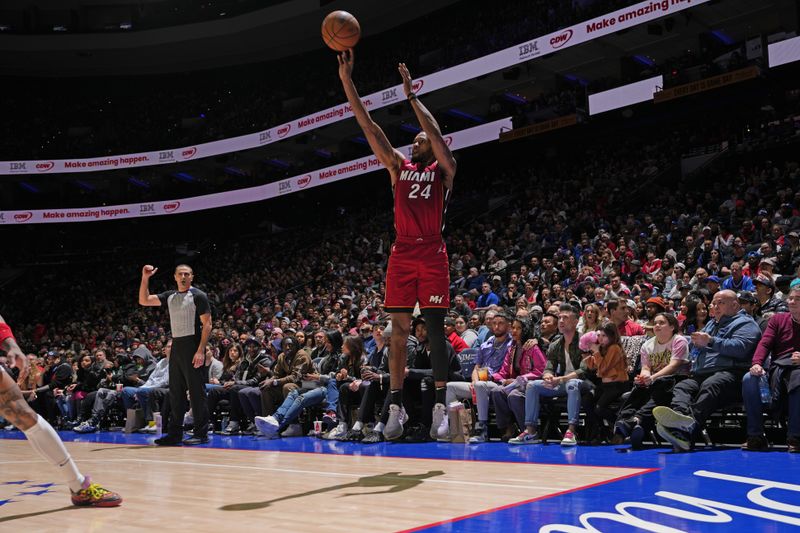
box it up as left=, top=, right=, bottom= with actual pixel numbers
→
left=2, top=430, right=799, bottom=531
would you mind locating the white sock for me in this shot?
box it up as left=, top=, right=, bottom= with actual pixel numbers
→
left=352, top=421, right=363, bottom=432
left=23, top=415, right=85, bottom=492
left=374, top=422, right=385, bottom=434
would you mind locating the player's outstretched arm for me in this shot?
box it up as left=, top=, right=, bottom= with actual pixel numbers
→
left=398, top=63, right=457, bottom=187
left=0, top=314, right=29, bottom=382
left=338, top=49, right=404, bottom=180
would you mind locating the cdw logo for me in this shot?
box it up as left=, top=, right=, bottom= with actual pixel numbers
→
left=444, top=136, right=453, bottom=147
left=429, top=295, right=444, bottom=304
left=163, top=201, right=181, bottom=213
left=181, top=147, right=197, bottom=159
left=550, top=29, right=573, bottom=49
left=14, top=212, right=33, bottom=222
left=36, top=161, right=55, bottom=172
left=412, top=80, right=424, bottom=93
left=277, top=124, right=291, bottom=138
left=297, top=175, right=311, bottom=188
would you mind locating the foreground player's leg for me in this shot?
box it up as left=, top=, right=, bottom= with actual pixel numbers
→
left=422, top=308, right=449, bottom=440
left=0, top=370, right=121, bottom=507
left=384, top=312, right=412, bottom=440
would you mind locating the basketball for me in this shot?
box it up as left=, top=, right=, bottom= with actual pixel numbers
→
left=321, top=10, right=360, bottom=52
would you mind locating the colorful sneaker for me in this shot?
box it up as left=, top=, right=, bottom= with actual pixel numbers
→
left=468, top=423, right=488, bottom=443
left=323, top=422, right=348, bottom=440
left=560, top=430, right=578, bottom=447
left=220, top=421, right=240, bottom=435
left=430, top=403, right=447, bottom=441
left=383, top=404, right=408, bottom=441
left=254, top=416, right=279, bottom=437
left=653, top=406, right=695, bottom=431
left=71, top=476, right=122, bottom=507
left=73, top=420, right=98, bottom=434
left=656, top=423, right=691, bottom=451
left=508, top=431, right=539, bottom=445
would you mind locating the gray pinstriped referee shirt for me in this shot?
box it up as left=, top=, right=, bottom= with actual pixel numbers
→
left=157, top=287, right=210, bottom=340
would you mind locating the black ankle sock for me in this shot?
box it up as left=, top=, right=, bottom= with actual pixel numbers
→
left=435, top=386, right=446, bottom=406
left=390, top=389, right=403, bottom=407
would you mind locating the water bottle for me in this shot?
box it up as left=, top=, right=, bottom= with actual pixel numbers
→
left=759, top=374, right=771, bottom=404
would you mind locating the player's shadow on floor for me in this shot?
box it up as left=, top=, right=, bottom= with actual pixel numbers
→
left=0, top=505, right=77, bottom=523
left=220, top=470, right=445, bottom=511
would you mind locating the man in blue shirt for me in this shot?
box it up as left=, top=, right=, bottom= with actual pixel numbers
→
left=476, top=282, right=500, bottom=309
left=654, top=290, right=761, bottom=450
left=721, top=261, right=755, bottom=292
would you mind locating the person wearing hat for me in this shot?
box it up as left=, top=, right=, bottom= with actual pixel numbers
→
left=704, top=276, right=721, bottom=297
left=754, top=273, right=788, bottom=321
left=641, top=297, right=666, bottom=338
left=722, top=261, right=755, bottom=292
left=737, top=291, right=767, bottom=332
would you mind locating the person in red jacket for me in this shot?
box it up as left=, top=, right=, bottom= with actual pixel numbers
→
left=444, top=317, right=469, bottom=354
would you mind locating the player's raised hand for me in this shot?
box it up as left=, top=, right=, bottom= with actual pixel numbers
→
left=398, top=62, right=413, bottom=98
left=142, top=265, right=158, bottom=279
left=338, top=48, right=354, bottom=80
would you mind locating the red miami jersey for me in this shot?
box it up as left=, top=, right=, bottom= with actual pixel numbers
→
left=393, top=159, right=450, bottom=239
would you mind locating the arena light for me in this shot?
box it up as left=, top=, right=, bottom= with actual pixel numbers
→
left=768, top=36, right=800, bottom=68
left=588, top=75, right=663, bottom=116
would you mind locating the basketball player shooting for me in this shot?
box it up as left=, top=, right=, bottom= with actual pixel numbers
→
left=0, top=316, right=122, bottom=506
left=338, top=49, right=456, bottom=440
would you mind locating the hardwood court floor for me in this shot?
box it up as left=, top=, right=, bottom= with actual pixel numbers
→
left=0, top=437, right=648, bottom=532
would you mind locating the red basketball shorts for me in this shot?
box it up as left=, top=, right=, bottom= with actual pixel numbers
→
left=385, top=237, right=450, bottom=313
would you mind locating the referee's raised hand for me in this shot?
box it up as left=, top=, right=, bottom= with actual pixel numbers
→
left=142, top=264, right=158, bottom=278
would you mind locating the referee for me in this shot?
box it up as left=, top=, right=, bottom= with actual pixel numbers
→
left=139, top=264, right=212, bottom=445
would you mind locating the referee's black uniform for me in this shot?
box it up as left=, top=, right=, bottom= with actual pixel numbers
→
left=157, top=287, right=211, bottom=440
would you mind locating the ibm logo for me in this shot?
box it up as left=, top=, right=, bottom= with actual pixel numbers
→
left=382, top=88, right=398, bottom=102
left=278, top=179, right=292, bottom=194
left=159, top=151, right=174, bottom=161
left=10, top=162, right=26, bottom=172
left=518, top=40, right=540, bottom=60
left=259, top=131, right=271, bottom=144
left=139, top=204, right=155, bottom=215
left=429, top=295, right=444, bottom=304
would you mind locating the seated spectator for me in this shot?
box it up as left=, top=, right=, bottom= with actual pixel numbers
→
left=444, top=317, right=469, bottom=354
left=258, top=335, right=313, bottom=421
left=582, top=323, right=629, bottom=442
left=323, top=336, right=368, bottom=440
left=613, top=313, right=689, bottom=448
left=722, top=261, right=755, bottom=292
left=653, top=290, right=761, bottom=451
left=510, top=303, right=590, bottom=446
left=476, top=282, right=500, bottom=310
left=742, top=284, right=800, bottom=452
left=577, top=303, right=602, bottom=335
left=454, top=315, right=479, bottom=348
left=121, top=340, right=170, bottom=429
left=211, top=337, right=271, bottom=435
left=443, top=312, right=513, bottom=435
left=681, top=298, right=709, bottom=335
left=254, top=330, right=344, bottom=438
left=754, top=274, right=788, bottom=321
left=606, top=299, right=645, bottom=337
left=475, top=317, right=546, bottom=442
